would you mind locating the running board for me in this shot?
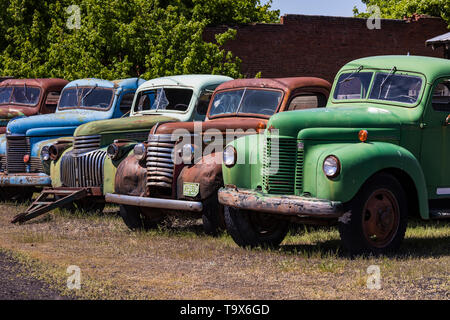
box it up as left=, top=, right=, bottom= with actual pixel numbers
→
left=429, top=209, right=450, bottom=220
left=11, top=188, right=89, bottom=224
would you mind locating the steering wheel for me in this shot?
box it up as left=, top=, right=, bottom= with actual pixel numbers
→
left=259, top=108, right=275, bottom=115
left=391, top=95, right=416, bottom=103
left=173, top=104, right=188, bottom=111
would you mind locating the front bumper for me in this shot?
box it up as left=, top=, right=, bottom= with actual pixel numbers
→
left=0, top=173, right=52, bottom=187
left=218, top=187, right=344, bottom=218
left=105, top=193, right=203, bottom=212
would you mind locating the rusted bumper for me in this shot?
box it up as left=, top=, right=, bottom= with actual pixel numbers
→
left=105, top=193, right=203, bottom=212
left=0, top=173, right=51, bottom=187
left=218, top=187, right=344, bottom=218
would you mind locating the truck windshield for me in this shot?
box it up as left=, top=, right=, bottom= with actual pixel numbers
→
left=334, top=70, right=423, bottom=105
left=0, top=86, right=41, bottom=106
left=209, top=89, right=282, bottom=117
left=58, top=87, right=114, bottom=110
left=134, top=88, right=194, bottom=113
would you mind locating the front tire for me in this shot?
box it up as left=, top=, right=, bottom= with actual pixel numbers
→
left=224, top=206, right=289, bottom=248
left=202, top=195, right=225, bottom=237
left=339, top=173, right=408, bottom=256
left=119, top=205, right=164, bottom=231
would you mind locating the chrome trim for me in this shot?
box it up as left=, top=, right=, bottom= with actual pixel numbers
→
left=106, top=193, right=203, bottom=212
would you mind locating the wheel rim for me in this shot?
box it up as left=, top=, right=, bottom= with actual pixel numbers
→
left=362, top=189, right=400, bottom=248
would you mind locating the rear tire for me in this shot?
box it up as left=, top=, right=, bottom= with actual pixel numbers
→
left=338, top=173, right=408, bottom=256
left=224, top=206, right=289, bottom=248
left=0, top=187, right=34, bottom=203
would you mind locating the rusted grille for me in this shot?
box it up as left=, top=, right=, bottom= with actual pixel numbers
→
left=0, top=156, right=6, bottom=172
left=295, top=148, right=304, bottom=194
left=262, top=137, right=297, bottom=195
left=73, top=135, right=101, bottom=154
left=61, top=149, right=107, bottom=187
left=30, top=157, right=44, bottom=173
left=6, top=135, right=30, bottom=173
left=124, top=131, right=149, bottom=141
left=146, top=134, right=176, bottom=189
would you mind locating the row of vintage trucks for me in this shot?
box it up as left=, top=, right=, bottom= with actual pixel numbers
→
left=2, top=55, right=450, bottom=255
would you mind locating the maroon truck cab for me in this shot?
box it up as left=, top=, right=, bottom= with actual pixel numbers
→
left=0, top=78, right=69, bottom=134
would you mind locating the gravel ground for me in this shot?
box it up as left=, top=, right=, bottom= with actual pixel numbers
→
left=0, top=251, right=69, bottom=300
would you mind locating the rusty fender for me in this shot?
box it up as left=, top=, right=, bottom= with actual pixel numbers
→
left=177, top=153, right=223, bottom=201
left=218, top=187, right=345, bottom=218
left=114, top=154, right=147, bottom=196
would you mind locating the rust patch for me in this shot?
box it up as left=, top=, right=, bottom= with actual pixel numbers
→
left=115, top=154, right=147, bottom=197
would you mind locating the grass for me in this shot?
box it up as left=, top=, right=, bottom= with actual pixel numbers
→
left=0, top=201, right=448, bottom=300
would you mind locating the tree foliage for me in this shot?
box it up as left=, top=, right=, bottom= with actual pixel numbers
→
left=0, top=0, right=279, bottom=80
left=354, top=0, right=450, bottom=26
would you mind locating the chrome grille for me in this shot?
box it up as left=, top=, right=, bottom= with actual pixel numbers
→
left=6, top=136, right=30, bottom=173
left=73, top=135, right=101, bottom=154
left=30, top=157, right=44, bottom=173
left=262, top=137, right=297, bottom=195
left=146, top=134, right=176, bottom=189
left=61, top=149, right=107, bottom=188
left=295, top=148, right=304, bottom=193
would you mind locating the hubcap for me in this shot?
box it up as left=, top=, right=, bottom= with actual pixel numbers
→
left=362, top=189, right=400, bottom=248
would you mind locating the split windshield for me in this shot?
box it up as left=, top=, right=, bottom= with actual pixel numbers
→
left=334, top=70, right=423, bottom=105
left=134, top=88, right=194, bottom=113
left=58, top=87, right=114, bottom=110
left=209, top=89, right=282, bottom=117
left=0, top=86, right=42, bottom=106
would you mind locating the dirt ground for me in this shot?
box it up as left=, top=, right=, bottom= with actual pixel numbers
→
left=0, top=202, right=448, bottom=300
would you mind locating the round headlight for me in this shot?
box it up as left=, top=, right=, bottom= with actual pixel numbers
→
left=40, top=146, right=50, bottom=161
left=107, top=144, right=120, bottom=160
left=181, top=144, right=195, bottom=164
left=134, top=143, right=147, bottom=161
left=224, top=146, right=237, bottom=168
left=323, top=155, right=341, bottom=179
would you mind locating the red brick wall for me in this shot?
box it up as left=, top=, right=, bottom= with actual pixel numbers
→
left=205, top=14, right=448, bottom=82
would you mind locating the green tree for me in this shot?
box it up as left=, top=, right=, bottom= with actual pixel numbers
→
left=0, top=0, right=279, bottom=80
left=354, top=0, right=450, bottom=26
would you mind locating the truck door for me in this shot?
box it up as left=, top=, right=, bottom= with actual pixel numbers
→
left=420, top=77, right=450, bottom=198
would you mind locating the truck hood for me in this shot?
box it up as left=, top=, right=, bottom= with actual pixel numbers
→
left=74, top=115, right=178, bottom=137
left=268, top=105, right=403, bottom=139
left=7, top=110, right=111, bottom=136
left=0, top=106, right=33, bottom=122
left=154, top=117, right=268, bottom=135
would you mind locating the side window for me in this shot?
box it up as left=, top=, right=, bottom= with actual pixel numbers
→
left=119, top=92, right=135, bottom=115
left=196, top=91, right=214, bottom=116
left=43, top=91, right=61, bottom=113
left=432, top=79, right=450, bottom=112
left=288, top=93, right=327, bottom=111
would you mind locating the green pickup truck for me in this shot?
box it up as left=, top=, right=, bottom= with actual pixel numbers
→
left=219, top=55, right=450, bottom=255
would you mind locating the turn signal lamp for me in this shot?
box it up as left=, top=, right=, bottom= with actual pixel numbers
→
left=256, top=122, right=267, bottom=133
left=359, top=130, right=368, bottom=142
left=23, top=155, right=30, bottom=163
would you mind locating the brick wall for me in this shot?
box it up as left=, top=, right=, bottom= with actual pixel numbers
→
left=205, top=14, right=448, bottom=82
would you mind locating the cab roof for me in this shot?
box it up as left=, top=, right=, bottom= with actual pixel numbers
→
left=138, top=75, right=233, bottom=91
left=214, top=77, right=331, bottom=92
left=342, top=55, right=450, bottom=82
left=65, top=78, right=144, bottom=90
left=0, top=78, right=68, bottom=90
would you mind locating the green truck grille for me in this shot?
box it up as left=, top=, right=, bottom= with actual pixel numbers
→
left=263, top=137, right=302, bottom=195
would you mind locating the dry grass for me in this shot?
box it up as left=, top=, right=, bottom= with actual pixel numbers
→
left=0, top=202, right=448, bottom=300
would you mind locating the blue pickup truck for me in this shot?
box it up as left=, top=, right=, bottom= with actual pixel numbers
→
left=0, top=78, right=145, bottom=201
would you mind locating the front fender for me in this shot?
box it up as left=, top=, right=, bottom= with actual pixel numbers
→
left=113, top=151, right=147, bottom=196
left=312, top=142, right=429, bottom=219
left=177, top=152, right=223, bottom=201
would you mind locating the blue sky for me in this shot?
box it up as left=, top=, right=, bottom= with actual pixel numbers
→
left=266, top=0, right=366, bottom=17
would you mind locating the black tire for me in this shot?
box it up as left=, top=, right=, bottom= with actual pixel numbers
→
left=0, top=187, right=34, bottom=203
left=202, top=195, right=225, bottom=237
left=120, top=205, right=163, bottom=231
left=338, top=173, right=408, bottom=256
left=224, top=206, right=289, bottom=248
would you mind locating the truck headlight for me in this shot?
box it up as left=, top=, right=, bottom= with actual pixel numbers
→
left=107, top=144, right=120, bottom=160
left=224, top=146, right=237, bottom=168
left=40, top=146, right=50, bottom=161
left=134, top=143, right=147, bottom=161
left=323, top=155, right=341, bottom=179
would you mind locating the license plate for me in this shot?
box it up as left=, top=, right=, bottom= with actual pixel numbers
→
left=183, top=183, right=200, bottom=197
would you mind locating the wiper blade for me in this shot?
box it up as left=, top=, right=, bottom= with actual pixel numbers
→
left=378, top=66, right=397, bottom=98
left=23, top=83, right=30, bottom=103
left=339, top=65, right=363, bottom=84
left=235, top=88, right=247, bottom=115
left=80, top=84, right=98, bottom=106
